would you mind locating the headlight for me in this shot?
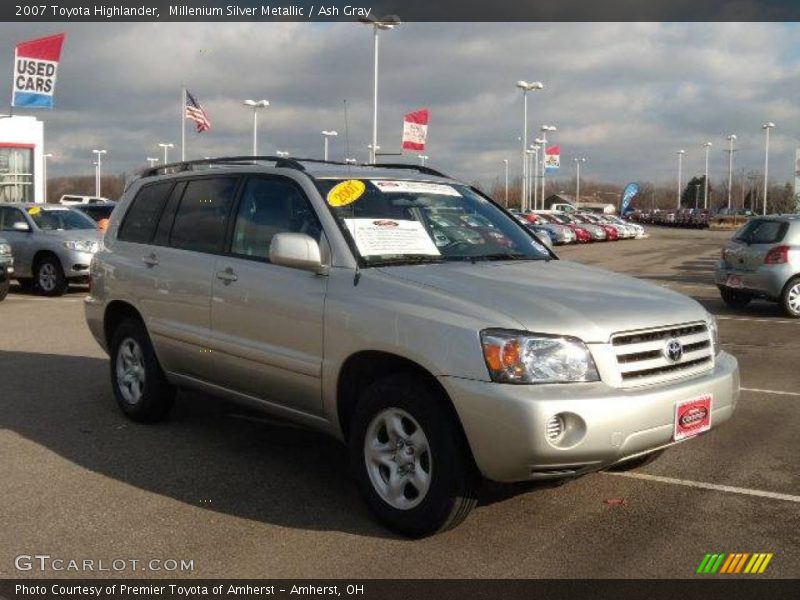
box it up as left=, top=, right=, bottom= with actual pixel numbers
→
left=480, top=330, right=600, bottom=384
left=707, top=315, right=720, bottom=355
left=0, top=243, right=10, bottom=256
left=63, top=240, right=99, bottom=253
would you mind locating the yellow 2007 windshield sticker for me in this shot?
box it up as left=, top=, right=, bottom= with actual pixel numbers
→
left=28, top=207, right=41, bottom=215
left=327, top=180, right=366, bottom=207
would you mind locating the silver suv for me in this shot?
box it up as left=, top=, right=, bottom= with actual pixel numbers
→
left=0, top=203, right=102, bottom=296
left=715, top=215, right=800, bottom=317
left=85, top=157, right=740, bottom=536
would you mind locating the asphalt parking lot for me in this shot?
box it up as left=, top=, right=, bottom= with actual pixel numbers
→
left=0, top=227, right=798, bottom=579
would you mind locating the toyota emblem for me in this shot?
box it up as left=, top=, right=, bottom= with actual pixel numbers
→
left=664, top=338, right=683, bottom=362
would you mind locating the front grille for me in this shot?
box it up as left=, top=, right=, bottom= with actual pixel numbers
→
left=611, top=322, right=713, bottom=387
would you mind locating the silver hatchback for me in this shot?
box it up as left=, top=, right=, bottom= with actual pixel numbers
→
left=715, top=215, right=800, bottom=317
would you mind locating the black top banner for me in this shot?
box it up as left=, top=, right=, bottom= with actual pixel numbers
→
left=4, top=0, right=800, bottom=22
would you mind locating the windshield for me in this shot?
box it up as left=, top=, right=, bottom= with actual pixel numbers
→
left=316, top=179, right=551, bottom=265
left=28, top=207, right=98, bottom=231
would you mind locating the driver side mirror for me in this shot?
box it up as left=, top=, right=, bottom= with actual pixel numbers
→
left=12, top=221, right=31, bottom=232
left=270, top=233, right=328, bottom=275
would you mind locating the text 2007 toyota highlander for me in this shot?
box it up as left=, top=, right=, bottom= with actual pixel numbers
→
left=85, top=158, right=739, bottom=536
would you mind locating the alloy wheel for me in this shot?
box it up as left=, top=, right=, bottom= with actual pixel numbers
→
left=788, top=282, right=800, bottom=315
left=116, top=338, right=146, bottom=404
left=38, top=263, right=57, bottom=292
left=364, top=408, right=432, bottom=510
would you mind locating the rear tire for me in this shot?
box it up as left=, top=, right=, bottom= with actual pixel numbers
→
left=110, top=318, right=176, bottom=423
left=780, top=277, right=800, bottom=318
left=720, top=287, right=752, bottom=309
left=0, top=277, right=8, bottom=301
left=349, top=373, right=479, bottom=537
left=34, top=256, right=68, bottom=297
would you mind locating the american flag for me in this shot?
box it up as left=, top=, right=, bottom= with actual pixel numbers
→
left=185, top=89, right=211, bottom=132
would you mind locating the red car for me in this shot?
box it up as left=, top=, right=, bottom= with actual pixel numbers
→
left=568, top=224, right=592, bottom=243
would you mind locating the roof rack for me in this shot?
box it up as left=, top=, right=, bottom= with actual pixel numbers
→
left=139, top=155, right=307, bottom=178
left=138, top=156, right=450, bottom=180
left=362, top=163, right=450, bottom=178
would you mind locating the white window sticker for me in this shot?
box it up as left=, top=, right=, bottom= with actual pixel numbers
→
left=344, top=218, right=441, bottom=257
left=370, top=180, right=462, bottom=197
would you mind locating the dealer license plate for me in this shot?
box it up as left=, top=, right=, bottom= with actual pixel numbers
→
left=674, top=395, right=712, bottom=441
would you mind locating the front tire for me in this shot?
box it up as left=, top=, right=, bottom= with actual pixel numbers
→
left=35, top=256, right=68, bottom=296
left=720, top=287, right=752, bottom=309
left=110, top=318, right=176, bottom=422
left=349, top=374, right=479, bottom=537
left=780, top=277, right=800, bottom=318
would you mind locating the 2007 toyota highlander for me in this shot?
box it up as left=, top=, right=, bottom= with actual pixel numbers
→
left=85, top=157, right=739, bottom=536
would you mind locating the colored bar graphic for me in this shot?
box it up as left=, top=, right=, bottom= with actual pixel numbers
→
left=698, top=552, right=773, bottom=574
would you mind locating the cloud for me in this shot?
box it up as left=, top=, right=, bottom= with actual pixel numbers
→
left=1, top=21, right=799, bottom=189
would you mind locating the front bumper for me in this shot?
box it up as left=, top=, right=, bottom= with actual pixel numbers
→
left=59, top=249, right=96, bottom=279
left=714, top=260, right=792, bottom=300
left=440, top=352, right=739, bottom=482
left=0, top=256, right=13, bottom=279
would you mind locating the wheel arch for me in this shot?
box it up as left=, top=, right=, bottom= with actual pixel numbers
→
left=336, top=350, right=469, bottom=448
left=103, top=300, right=146, bottom=349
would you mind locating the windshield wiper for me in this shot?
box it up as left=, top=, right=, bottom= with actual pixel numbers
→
left=368, top=254, right=446, bottom=267
left=471, top=253, right=546, bottom=262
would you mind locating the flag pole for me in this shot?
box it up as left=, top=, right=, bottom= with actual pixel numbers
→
left=180, top=86, right=186, bottom=162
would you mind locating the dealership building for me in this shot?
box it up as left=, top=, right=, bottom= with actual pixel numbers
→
left=0, top=114, right=44, bottom=204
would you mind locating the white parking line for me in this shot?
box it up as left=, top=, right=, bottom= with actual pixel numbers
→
left=741, top=387, right=800, bottom=397
left=603, top=472, right=800, bottom=503
left=717, top=315, right=800, bottom=325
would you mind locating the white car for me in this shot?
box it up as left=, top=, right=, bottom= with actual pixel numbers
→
left=59, top=195, right=112, bottom=205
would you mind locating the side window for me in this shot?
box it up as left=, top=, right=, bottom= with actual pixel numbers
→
left=152, top=181, right=187, bottom=246
left=170, top=178, right=238, bottom=254
left=118, top=183, right=173, bottom=243
left=0, top=207, right=27, bottom=230
left=231, top=177, right=321, bottom=260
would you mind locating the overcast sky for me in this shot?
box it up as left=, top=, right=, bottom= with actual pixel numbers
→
left=2, top=22, right=800, bottom=188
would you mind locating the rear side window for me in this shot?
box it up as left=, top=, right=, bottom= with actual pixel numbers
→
left=0, top=207, right=28, bottom=230
left=735, top=219, right=787, bottom=244
left=170, top=178, right=238, bottom=254
left=118, top=183, right=173, bottom=243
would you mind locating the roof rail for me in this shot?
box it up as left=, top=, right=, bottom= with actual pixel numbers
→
left=363, top=163, right=450, bottom=178
left=139, top=155, right=306, bottom=178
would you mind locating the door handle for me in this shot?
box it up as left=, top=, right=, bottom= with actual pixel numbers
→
left=215, top=267, right=238, bottom=283
left=142, top=253, right=159, bottom=267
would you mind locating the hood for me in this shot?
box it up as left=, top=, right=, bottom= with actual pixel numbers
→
left=376, top=260, right=707, bottom=342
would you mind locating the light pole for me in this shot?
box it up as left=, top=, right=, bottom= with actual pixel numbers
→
left=528, top=144, right=540, bottom=210
left=321, top=130, right=338, bottom=161
left=525, top=148, right=536, bottom=210
left=540, top=125, right=556, bottom=205
left=368, top=143, right=380, bottom=158
left=502, top=159, right=509, bottom=206
left=276, top=150, right=289, bottom=158
left=158, top=143, right=174, bottom=164
left=574, top=157, right=587, bottom=203
left=516, top=80, right=545, bottom=210
left=146, top=157, right=158, bottom=167
left=762, top=122, right=775, bottom=215
left=418, top=154, right=429, bottom=166
left=676, top=149, right=685, bottom=208
left=243, top=99, right=269, bottom=156
left=361, top=14, right=401, bottom=163
left=702, top=142, right=712, bottom=209
left=92, top=149, right=107, bottom=197
left=725, top=135, right=736, bottom=209
left=42, top=153, right=52, bottom=203
left=534, top=139, right=545, bottom=210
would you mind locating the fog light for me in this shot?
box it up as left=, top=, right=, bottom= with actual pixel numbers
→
left=546, top=415, right=565, bottom=441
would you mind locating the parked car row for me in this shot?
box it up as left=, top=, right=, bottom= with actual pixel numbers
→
left=508, top=209, right=645, bottom=244
left=631, top=208, right=755, bottom=229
